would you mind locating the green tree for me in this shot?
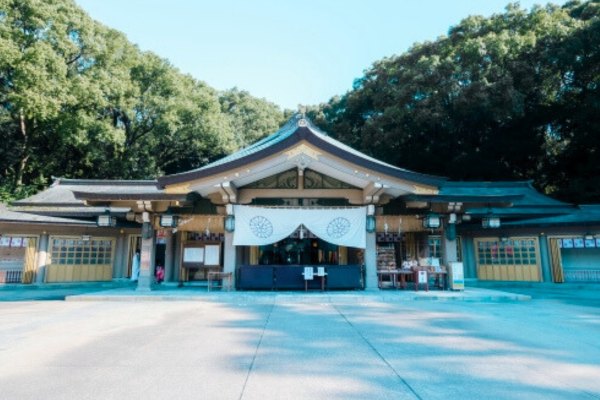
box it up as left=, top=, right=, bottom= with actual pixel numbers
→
left=0, top=0, right=285, bottom=201
left=219, top=87, right=286, bottom=148
left=311, top=1, right=599, bottom=203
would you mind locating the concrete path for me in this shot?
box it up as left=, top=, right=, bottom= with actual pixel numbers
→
left=1, top=289, right=600, bottom=399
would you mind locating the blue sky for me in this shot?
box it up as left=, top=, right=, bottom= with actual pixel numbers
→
left=75, top=0, right=567, bottom=110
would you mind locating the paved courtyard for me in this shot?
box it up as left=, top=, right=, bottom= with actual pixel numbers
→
left=1, top=288, right=600, bottom=400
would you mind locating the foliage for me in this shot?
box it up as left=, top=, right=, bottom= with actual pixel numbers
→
left=0, top=0, right=285, bottom=198
left=309, top=1, right=600, bottom=204
left=220, top=87, right=288, bottom=148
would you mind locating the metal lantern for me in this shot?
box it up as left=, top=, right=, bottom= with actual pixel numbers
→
left=97, top=215, right=116, bottom=227
left=159, top=214, right=179, bottom=228
left=422, top=213, right=441, bottom=229
left=366, top=216, right=376, bottom=233
left=482, top=217, right=501, bottom=229
left=225, top=215, right=235, bottom=232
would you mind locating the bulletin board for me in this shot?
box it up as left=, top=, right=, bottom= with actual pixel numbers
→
left=181, top=242, right=222, bottom=268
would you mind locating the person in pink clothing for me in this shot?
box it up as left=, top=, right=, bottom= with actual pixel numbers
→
left=155, top=263, right=165, bottom=284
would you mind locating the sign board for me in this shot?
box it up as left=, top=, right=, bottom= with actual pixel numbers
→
left=449, top=262, right=465, bottom=291
left=204, top=245, right=220, bottom=266
left=183, top=248, right=204, bottom=263
left=182, top=242, right=221, bottom=268
left=417, top=270, right=428, bottom=284
left=303, top=267, right=314, bottom=280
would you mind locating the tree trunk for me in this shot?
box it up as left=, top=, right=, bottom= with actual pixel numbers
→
left=15, top=109, right=29, bottom=187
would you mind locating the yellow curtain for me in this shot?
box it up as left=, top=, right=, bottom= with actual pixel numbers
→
left=338, top=246, right=348, bottom=265
left=549, top=238, right=564, bottom=283
left=249, top=246, right=260, bottom=265
left=22, top=237, right=37, bottom=284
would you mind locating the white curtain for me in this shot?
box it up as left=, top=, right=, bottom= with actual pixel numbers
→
left=233, top=205, right=366, bottom=248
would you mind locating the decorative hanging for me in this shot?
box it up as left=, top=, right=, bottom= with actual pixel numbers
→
left=233, top=205, right=367, bottom=248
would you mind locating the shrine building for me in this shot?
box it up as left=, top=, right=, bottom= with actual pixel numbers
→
left=1, top=112, right=599, bottom=289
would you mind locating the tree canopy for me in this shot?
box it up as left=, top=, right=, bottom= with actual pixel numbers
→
left=308, top=1, right=600, bottom=204
left=0, top=0, right=286, bottom=201
left=2, top=0, right=599, bottom=205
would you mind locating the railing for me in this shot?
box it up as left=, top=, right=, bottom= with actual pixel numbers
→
left=0, top=270, right=23, bottom=284
left=564, top=270, right=600, bottom=283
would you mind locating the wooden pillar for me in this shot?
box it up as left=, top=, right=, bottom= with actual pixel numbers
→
left=365, top=231, right=378, bottom=290
left=223, top=231, right=236, bottom=289
left=137, top=222, right=156, bottom=291
left=164, top=229, right=175, bottom=282
left=442, top=236, right=458, bottom=266
left=113, top=234, right=126, bottom=279
left=35, top=233, right=49, bottom=284
left=173, top=231, right=182, bottom=282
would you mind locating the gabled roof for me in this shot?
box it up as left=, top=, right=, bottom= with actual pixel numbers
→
left=157, top=112, right=446, bottom=187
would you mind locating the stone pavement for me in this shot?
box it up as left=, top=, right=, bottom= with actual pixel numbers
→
left=1, top=287, right=600, bottom=400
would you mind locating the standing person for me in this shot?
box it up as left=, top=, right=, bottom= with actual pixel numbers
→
left=131, top=250, right=140, bottom=282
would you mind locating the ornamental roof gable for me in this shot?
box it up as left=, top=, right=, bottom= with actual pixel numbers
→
left=157, top=112, right=445, bottom=197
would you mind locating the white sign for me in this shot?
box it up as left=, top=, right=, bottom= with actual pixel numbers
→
left=183, top=248, right=204, bottom=263
left=303, top=267, right=314, bottom=280
left=204, top=245, right=220, bottom=266
left=417, top=270, right=428, bottom=284
left=449, top=262, right=465, bottom=291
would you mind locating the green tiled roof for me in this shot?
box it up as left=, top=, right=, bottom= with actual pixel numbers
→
left=159, top=112, right=446, bottom=186
left=13, top=178, right=160, bottom=206
left=440, top=181, right=573, bottom=208
left=0, top=204, right=96, bottom=226
left=504, top=205, right=600, bottom=227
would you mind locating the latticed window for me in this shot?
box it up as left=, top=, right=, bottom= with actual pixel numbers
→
left=428, top=237, right=442, bottom=259
left=474, top=237, right=541, bottom=281
left=50, top=238, right=114, bottom=266
left=476, top=239, right=537, bottom=265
